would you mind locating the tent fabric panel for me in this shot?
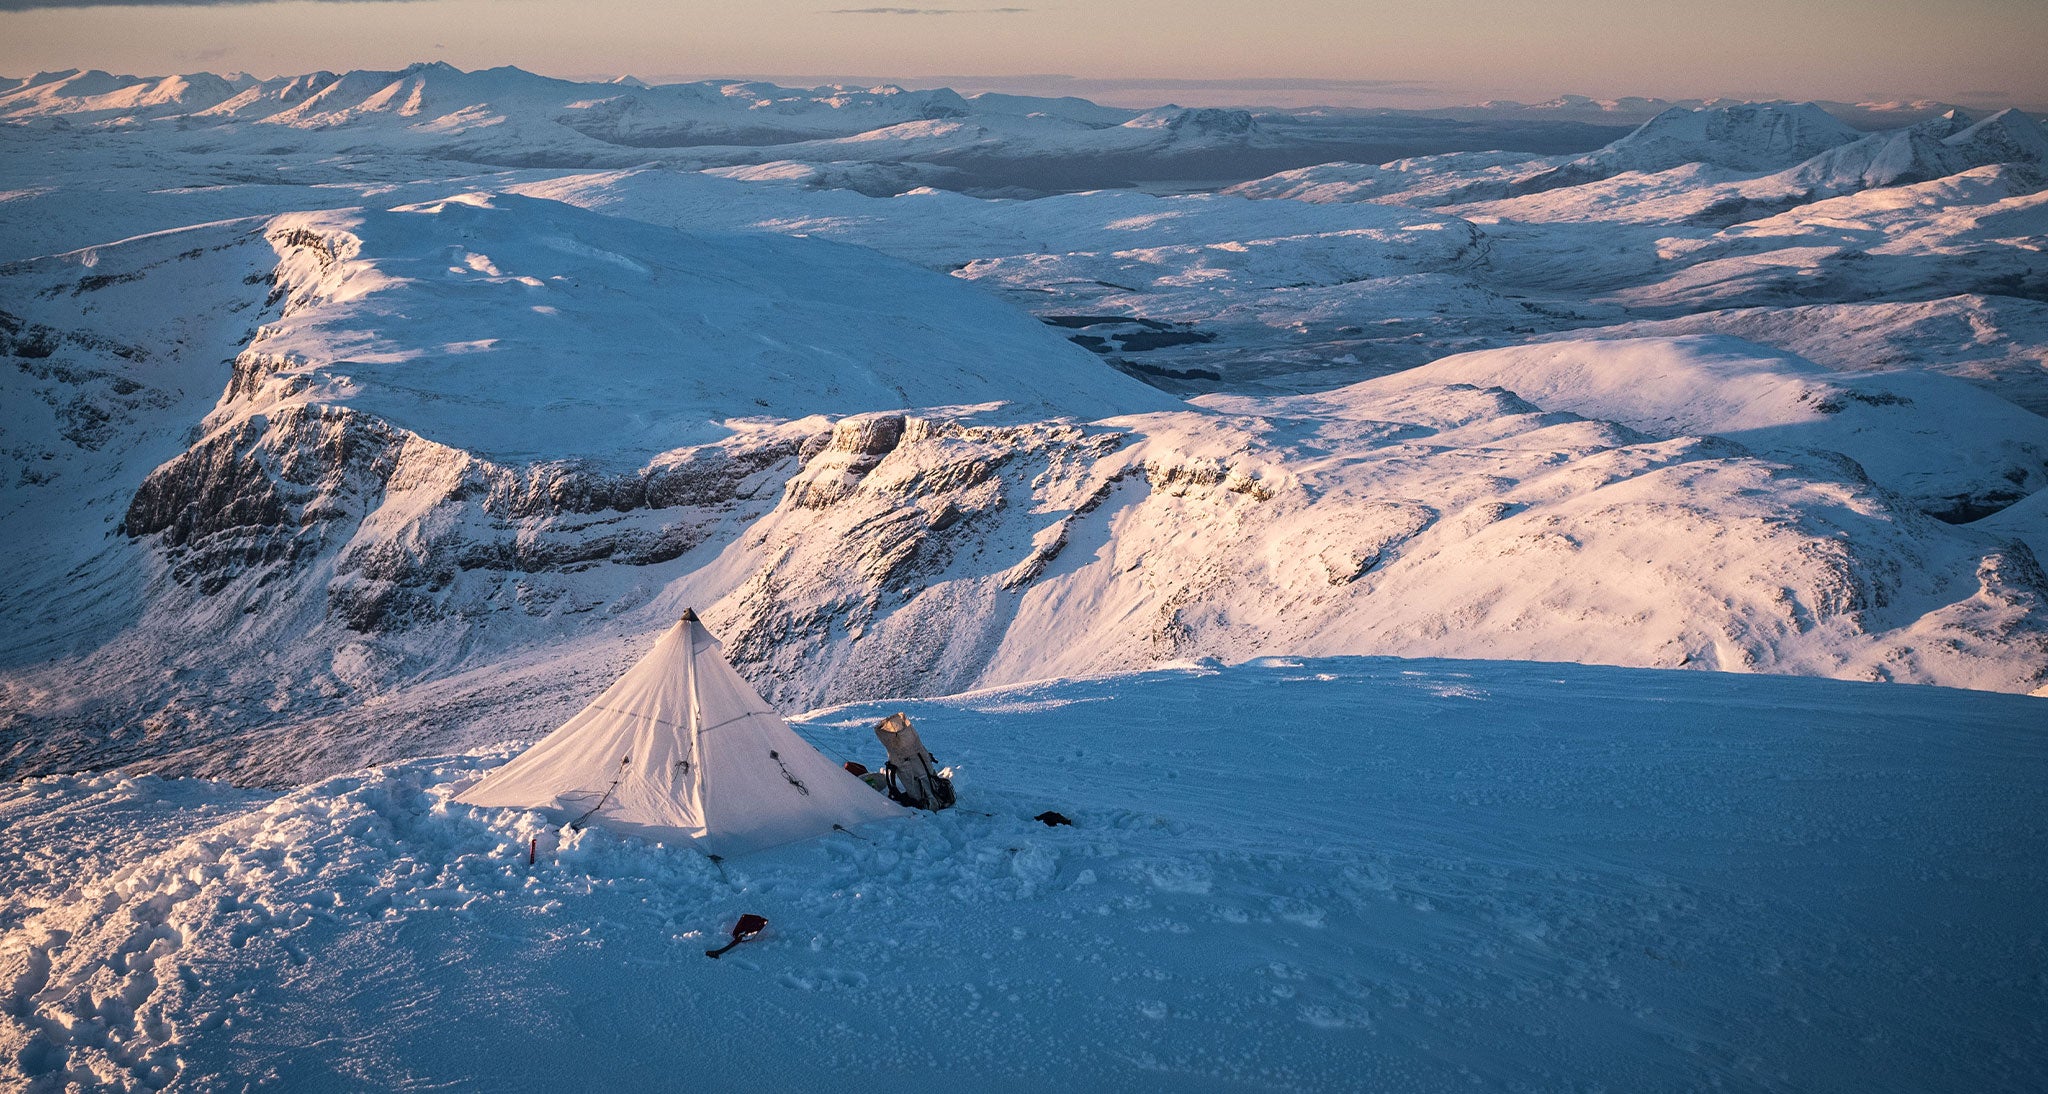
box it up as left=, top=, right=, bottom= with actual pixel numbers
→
left=456, top=621, right=704, bottom=831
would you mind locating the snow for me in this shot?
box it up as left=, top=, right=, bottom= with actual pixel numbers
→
left=5, top=59, right=2048, bottom=1091
left=1366, top=335, right=2048, bottom=518
left=1566, top=102, right=1864, bottom=176
left=216, top=192, right=1170, bottom=463
left=4, top=659, right=2043, bottom=1092
left=6, top=79, right=2048, bottom=780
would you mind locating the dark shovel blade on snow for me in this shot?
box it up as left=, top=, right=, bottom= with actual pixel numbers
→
left=705, top=913, right=769, bottom=959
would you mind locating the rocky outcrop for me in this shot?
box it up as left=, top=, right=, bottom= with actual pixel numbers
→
left=122, top=402, right=801, bottom=624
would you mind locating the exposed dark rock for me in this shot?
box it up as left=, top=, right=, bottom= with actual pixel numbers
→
left=1115, top=329, right=1216, bottom=352
left=122, top=397, right=801, bottom=629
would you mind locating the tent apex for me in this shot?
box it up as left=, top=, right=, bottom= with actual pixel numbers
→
left=680, top=607, right=699, bottom=622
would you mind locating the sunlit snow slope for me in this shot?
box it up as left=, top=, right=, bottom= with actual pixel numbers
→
left=3, top=659, right=2042, bottom=1093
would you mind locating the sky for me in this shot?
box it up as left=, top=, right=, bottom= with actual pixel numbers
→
left=0, top=0, right=2043, bottom=110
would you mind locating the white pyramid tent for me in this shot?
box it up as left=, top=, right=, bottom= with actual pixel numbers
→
left=457, top=610, right=902, bottom=856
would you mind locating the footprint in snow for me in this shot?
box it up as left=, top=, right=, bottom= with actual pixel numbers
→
left=778, top=968, right=869, bottom=992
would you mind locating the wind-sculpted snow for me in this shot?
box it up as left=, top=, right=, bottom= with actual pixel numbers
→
left=3, top=661, right=2044, bottom=1092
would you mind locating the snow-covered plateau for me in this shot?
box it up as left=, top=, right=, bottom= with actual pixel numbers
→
left=2, top=64, right=2046, bottom=1091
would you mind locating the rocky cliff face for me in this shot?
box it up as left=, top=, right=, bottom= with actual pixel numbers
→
left=678, top=383, right=2048, bottom=713
left=120, top=402, right=801, bottom=623
left=15, top=356, right=2048, bottom=784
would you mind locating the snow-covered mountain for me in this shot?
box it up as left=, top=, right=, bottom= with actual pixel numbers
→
left=4, top=61, right=2048, bottom=1094
left=1221, top=102, right=1866, bottom=209
left=0, top=63, right=1064, bottom=142
left=1413, top=93, right=1978, bottom=128
left=3, top=69, right=2046, bottom=780
left=1528, top=102, right=1864, bottom=183
left=10, top=244, right=2046, bottom=782
left=1227, top=103, right=2048, bottom=220
left=0, top=191, right=1168, bottom=779
left=0, top=68, right=260, bottom=122
left=0, top=63, right=1541, bottom=200
left=1412, top=108, right=2048, bottom=231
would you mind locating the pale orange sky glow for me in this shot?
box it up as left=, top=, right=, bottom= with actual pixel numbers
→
left=0, top=0, right=2042, bottom=109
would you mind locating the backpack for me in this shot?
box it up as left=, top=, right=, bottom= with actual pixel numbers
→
left=874, top=712, right=955, bottom=811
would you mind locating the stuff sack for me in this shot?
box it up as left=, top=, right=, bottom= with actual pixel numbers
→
left=874, top=712, right=955, bottom=811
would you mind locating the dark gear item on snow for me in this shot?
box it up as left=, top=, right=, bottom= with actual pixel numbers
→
left=1034, top=811, right=1073, bottom=827
left=843, top=761, right=869, bottom=776
left=874, top=712, right=955, bottom=811
left=705, top=913, right=769, bottom=959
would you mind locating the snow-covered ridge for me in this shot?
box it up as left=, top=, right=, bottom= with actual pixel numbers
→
left=1225, top=102, right=2047, bottom=220
left=1379, top=336, right=2048, bottom=520
left=1540, top=102, right=1864, bottom=178
left=1221, top=101, right=1872, bottom=208
left=674, top=340, right=2048, bottom=716
left=0, top=63, right=1289, bottom=191
left=0, top=63, right=1106, bottom=138
left=11, top=242, right=2048, bottom=781
left=0, top=191, right=1170, bottom=778
left=1411, top=93, right=1982, bottom=128
left=5, top=65, right=2048, bottom=789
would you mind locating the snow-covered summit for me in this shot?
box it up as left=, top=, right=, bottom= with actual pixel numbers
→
left=1583, top=102, right=1864, bottom=172
left=217, top=191, right=1166, bottom=460
left=1122, top=105, right=1257, bottom=135
left=1948, top=107, right=2048, bottom=166
left=0, top=68, right=255, bottom=123
left=1773, top=106, right=2048, bottom=194
left=1501, top=102, right=1865, bottom=197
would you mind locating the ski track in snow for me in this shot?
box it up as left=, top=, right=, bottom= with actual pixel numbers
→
left=3, top=659, right=2045, bottom=1093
